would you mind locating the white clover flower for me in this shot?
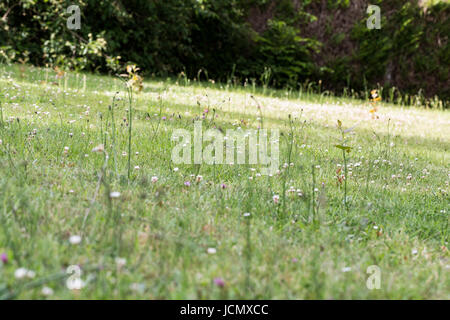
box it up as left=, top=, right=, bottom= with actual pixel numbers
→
left=67, top=278, right=85, bottom=290
left=273, top=195, right=280, bottom=204
left=130, top=283, right=146, bottom=293
left=42, top=286, right=54, bottom=296
left=69, top=235, right=82, bottom=245
left=115, top=257, right=127, bottom=268
left=15, top=268, right=35, bottom=279
left=110, top=191, right=121, bottom=198
left=91, top=144, right=105, bottom=153
left=14, top=268, right=28, bottom=279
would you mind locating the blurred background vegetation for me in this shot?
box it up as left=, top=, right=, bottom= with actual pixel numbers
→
left=0, top=0, right=448, bottom=106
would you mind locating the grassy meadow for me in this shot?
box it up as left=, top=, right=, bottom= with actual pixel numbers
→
left=0, top=64, right=448, bottom=299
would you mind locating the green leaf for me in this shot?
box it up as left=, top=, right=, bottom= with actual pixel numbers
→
left=335, top=144, right=352, bottom=152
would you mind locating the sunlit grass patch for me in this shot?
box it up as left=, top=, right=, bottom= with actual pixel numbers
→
left=0, top=64, right=448, bottom=299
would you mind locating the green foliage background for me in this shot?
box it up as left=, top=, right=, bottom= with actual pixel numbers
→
left=0, top=0, right=448, bottom=103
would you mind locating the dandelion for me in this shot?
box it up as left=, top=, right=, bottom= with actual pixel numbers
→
left=110, top=191, right=121, bottom=198
left=207, top=248, right=217, bottom=254
left=151, top=176, right=158, bottom=183
left=69, top=235, right=82, bottom=245
left=370, top=90, right=379, bottom=99
left=369, top=89, right=381, bottom=116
